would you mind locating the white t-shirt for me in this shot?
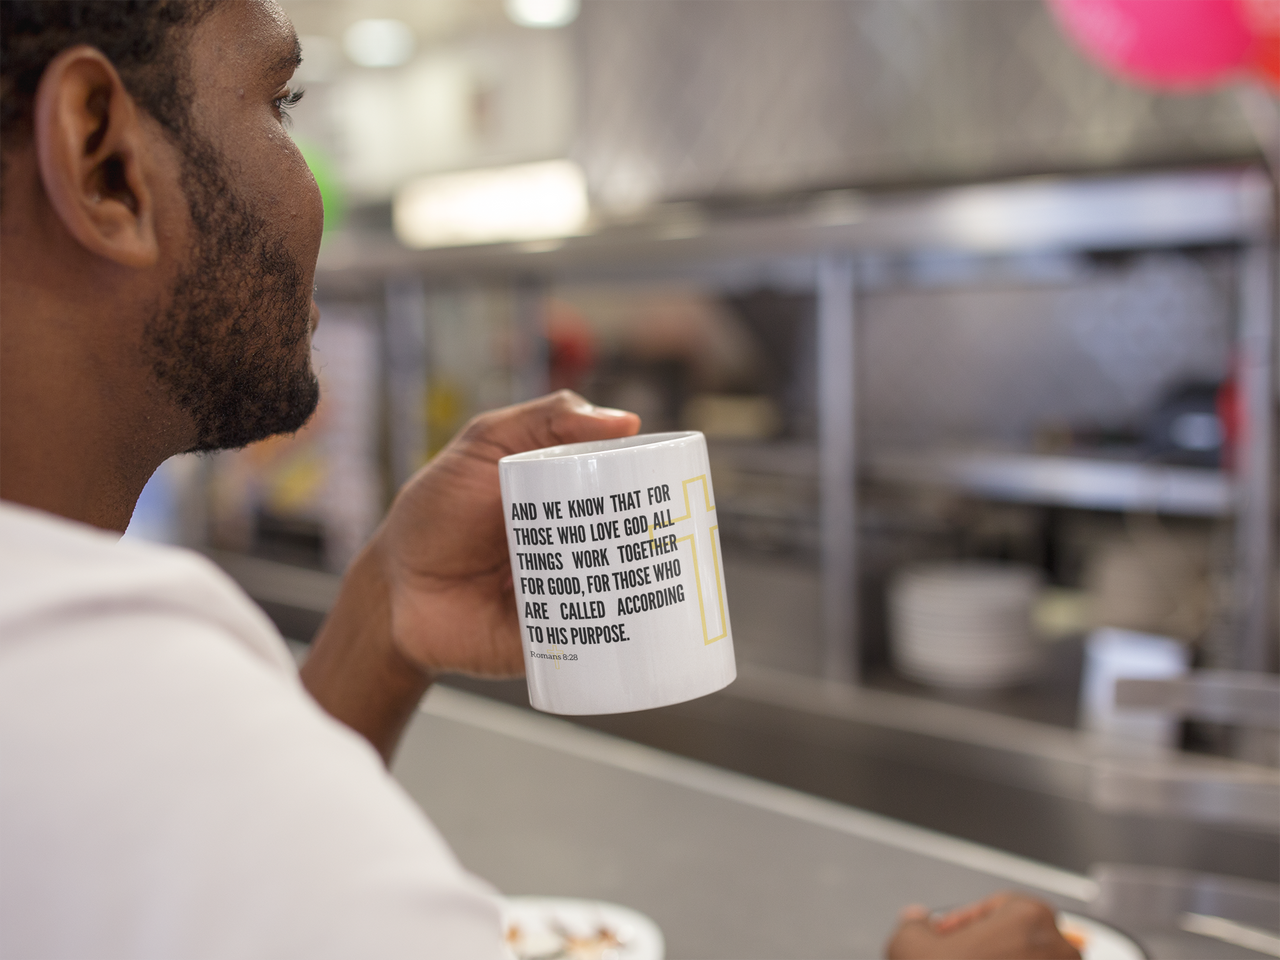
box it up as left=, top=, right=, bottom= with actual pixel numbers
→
left=0, top=501, right=506, bottom=959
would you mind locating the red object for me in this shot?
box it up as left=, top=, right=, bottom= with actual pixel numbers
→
left=1240, top=0, right=1280, bottom=88
left=1251, top=36, right=1280, bottom=88
left=1216, top=373, right=1241, bottom=472
left=545, top=301, right=596, bottom=392
left=1048, top=0, right=1256, bottom=89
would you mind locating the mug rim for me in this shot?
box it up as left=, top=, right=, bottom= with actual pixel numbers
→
left=500, top=430, right=702, bottom=464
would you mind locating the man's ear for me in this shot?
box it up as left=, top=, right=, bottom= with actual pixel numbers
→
left=32, top=45, right=159, bottom=269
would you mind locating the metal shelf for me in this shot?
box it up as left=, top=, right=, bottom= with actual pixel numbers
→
left=867, top=449, right=1232, bottom=517
left=312, top=164, right=1275, bottom=677
left=317, top=167, right=1273, bottom=286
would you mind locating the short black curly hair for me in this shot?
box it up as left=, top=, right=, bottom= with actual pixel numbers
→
left=1, top=0, right=216, bottom=146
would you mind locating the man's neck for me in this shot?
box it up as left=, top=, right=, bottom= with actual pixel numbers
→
left=1, top=420, right=164, bottom=533
left=0, top=284, right=191, bottom=533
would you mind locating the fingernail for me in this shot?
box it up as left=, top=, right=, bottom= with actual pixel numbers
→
left=590, top=405, right=633, bottom=418
left=899, top=904, right=929, bottom=921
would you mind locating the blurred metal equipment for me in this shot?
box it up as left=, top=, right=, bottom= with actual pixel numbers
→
left=317, top=168, right=1272, bottom=281
left=1090, top=864, right=1280, bottom=949
left=1092, top=671, right=1280, bottom=831
left=1236, top=243, right=1276, bottom=672
left=1092, top=755, right=1279, bottom=832
left=816, top=256, right=858, bottom=682
left=868, top=449, right=1232, bottom=517
left=512, top=280, right=549, bottom=402
left=1115, top=672, right=1280, bottom=731
left=573, top=0, right=1259, bottom=208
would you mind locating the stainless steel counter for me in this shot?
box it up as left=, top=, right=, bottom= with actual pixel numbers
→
left=393, top=686, right=1274, bottom=959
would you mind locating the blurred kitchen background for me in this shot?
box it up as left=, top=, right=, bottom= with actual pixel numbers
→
left=129, top=0, right=1279, bottom=946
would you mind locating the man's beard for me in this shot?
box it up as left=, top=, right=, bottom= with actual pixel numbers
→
left=144, top=136, right=320, bottom=454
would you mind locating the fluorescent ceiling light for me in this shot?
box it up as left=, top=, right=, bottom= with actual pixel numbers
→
left=344, top=19, right=415, bottom=68
left=394, top=160, right=589, bottom=248
left=505, top=0, right=580, bottom=29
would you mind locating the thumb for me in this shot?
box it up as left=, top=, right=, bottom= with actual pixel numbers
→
left=463, top=390, right=641, bottom=458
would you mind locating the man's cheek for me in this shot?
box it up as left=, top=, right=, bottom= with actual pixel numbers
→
left=307, top=172, right=324, bottom=246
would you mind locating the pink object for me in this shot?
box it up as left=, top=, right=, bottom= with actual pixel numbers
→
left=1048, top=0, right=1256, bottom=89
left=1240, top=0, right=1280, bottom=35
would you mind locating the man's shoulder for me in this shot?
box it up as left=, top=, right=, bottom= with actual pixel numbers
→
left=0, top=500, right=290, bottom=672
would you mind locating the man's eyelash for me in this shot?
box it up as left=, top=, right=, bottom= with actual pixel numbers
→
left=275, top=88, right=305, bottom=125
left=276, top=88, right=305, bottom=109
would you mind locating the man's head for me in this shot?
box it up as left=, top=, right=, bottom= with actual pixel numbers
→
left=1, top=1, right=325, bottom=526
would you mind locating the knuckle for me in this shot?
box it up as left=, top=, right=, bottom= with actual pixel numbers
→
left=1016, top=898, right=1056, bottom=925
left=1032, top=902, right=1056, bottom=922
left=461, top=410, right=495, bottom=437
left=547, top=388, right=585, bottom=415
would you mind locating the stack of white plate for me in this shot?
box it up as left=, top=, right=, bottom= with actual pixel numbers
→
left=889, top=563, right=1042, bottom=689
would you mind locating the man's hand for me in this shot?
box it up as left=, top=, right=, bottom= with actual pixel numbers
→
left=377, top=390, right=640, bottom=676
left=301, top=391, right=640, bottom=762
left=885, top=893, right=1081, bottom=960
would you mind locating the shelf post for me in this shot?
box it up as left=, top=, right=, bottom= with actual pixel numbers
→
left=817, top=255, right=859, bottom=683
left=1234, top=242, right=1277, bottom=673
left=513, top=280, right=549, bottom=403
left=384, top=275, right=430, bottom=487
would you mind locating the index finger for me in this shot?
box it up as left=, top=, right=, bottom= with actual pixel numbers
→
left=462, top=390, right=641, bottom=459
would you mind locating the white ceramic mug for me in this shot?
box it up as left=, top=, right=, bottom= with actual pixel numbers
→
left=499, top=431, right=736, bottom=715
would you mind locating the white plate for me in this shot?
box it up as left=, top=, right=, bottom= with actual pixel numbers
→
left=900, top=643, right=1036, bottom=659
left=895, top=614, right=1030, bottom=631
left=897, top=632, right=1030, bottom=645
left=895, top=635, right=1033, bottom=655
left=503, top=897, right=665, bottom=960
left=897, top=651, right=1033, bottom=668
left=899, top=621, right=1031, bottom=635
left=892, top=615, right=1032, bottom=636
left=897, top=656, right=1039, bottom=688
left=896, top=649, right=1036, bottom=668
left=1058, top=911, right=1147, bottom=960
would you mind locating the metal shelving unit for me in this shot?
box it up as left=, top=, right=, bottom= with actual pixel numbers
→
left=868, top=449, right=1233, bottom=518
left=317, top=165, right=1277, bottom=682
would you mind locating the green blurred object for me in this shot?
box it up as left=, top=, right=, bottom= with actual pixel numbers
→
left=296, top=138, right=346, bottom=234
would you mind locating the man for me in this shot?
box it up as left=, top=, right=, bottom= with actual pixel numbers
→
left=0, top=2, right=1078, bottom=957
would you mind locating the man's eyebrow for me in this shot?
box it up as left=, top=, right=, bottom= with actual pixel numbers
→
left=266, top=34, right=303, bottom=77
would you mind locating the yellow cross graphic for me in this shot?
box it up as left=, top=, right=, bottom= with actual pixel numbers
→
left=650, top=475, right=728, bottom=645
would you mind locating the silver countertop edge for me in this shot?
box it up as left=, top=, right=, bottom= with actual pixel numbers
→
left=420, top=684, right=1099, bottom=903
